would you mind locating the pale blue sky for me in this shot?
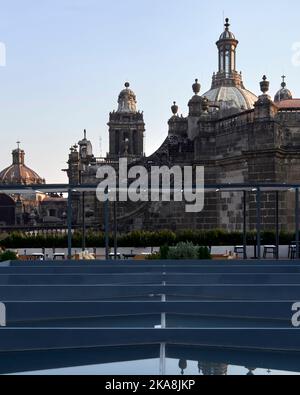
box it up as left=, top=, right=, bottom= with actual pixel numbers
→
left=0, top=0, right=299, bottom=182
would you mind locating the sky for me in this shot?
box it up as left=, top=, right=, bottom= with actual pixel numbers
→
left=0, top=0, right=299, bottom=183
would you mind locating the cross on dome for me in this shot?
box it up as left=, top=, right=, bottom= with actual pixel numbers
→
left=225, top=18, right=230, bottom=30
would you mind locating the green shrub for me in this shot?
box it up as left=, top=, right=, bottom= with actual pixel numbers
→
left=146, top=252, right=161, bottom=260
left=160, top=244, right=170, bottom=260
left=146, top=245, right=170, bottom=260
left=198, top=246, right=212, bottom=260
left=167, top=242, right=199, bottom=260
left=0, top=250, right=18, bottom=262
left=0, top=229, right=296, bottom=249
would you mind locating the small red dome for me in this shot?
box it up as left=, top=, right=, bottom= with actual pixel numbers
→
left=0, top=148, right=45, bottom=185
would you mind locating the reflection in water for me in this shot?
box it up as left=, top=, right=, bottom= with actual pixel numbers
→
left=178, top=359, right=229, bottom=376
left=167, top=345, right=300, bottom=375
left=246, top=367, right=257, bottom=376
left=8, top=345, right=300, bottom=375
left=178, top=359, right=187, bottom=375
left=198, top=361, right=228, bottom=376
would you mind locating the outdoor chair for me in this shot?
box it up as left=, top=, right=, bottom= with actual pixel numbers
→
left=234, top=246, right=247, bottom=259
left=289, top=243, right=299, bottom=260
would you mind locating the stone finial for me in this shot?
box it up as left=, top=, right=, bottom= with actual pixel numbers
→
left=281, top=75, right=286, bottom=89
left=255, top=75, right=278, bottom=118
left=118, top=82, right=137, bottom=113
left=192, top=79, right=201, bottom=95
left=260, top=75, right=269, bottom=94
left=171, top=101, right=179, bottom=115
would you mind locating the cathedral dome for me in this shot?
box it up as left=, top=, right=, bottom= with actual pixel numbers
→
left=202, top=18, right=258, bottom=112
left=202, top=85, right=258, bottom=111
left=0, top=145, right=45, bottom=185
left=219, top=30, right=236, bottom=40
left=274, top=76, right=293, bottom=103
left=219, top=18, right=236, bottom=41
left=117, top=82, right=137, bottom=113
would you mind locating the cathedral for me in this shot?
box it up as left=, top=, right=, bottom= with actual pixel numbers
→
left=66, top=18, right=300, bottom=233
left=2, top=18, right=298, bottom=233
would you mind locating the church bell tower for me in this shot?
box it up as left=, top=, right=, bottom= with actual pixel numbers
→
left=107, top=82, right=145, bottom=160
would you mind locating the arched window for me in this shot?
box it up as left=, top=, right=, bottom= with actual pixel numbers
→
left=225, top=49, right=230, bottom=74
left=133, top=130, right=138, bottom=155
left=115, top=130, right=120, bottom=155
left=220, top=51, right=224, bottom=71
left=231, top=46, right=236, bottom=71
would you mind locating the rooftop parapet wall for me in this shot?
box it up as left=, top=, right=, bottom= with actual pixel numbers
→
left=108, top=111, right=144, bottom=123
left=168, top=116, right=188, bottom=138
left=211, top=110, right=254, bottom=135
left=276, top=110, right=300, bottom=126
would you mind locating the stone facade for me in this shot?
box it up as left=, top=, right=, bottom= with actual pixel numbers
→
left=0, top=146, right=68, bottom=227
left=66, top=19, right=300, bottom=233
